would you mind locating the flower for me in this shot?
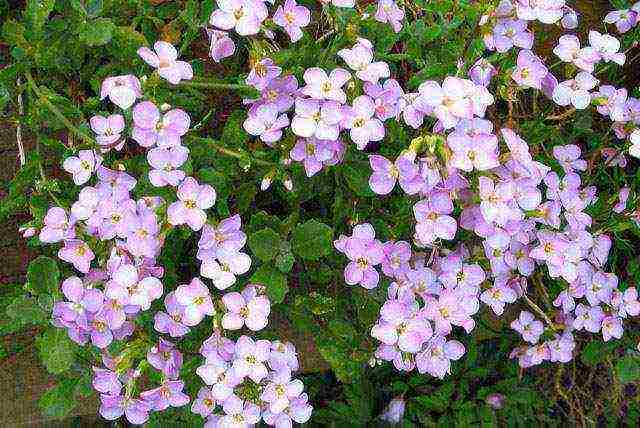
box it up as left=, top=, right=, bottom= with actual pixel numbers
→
left=141, top=380, right=190, bottom=411
left=221, top=285, right=270, bottom=331
left=90, top=114, right=125, bottom=150
left=260, top=369, right=304, bottom=414
left=39, top=207, right=73, bottom=243
left=243, top=103, right=290, bottom=144
left=58, top=239, right=95, bottom=273
left=232, top=336, right=271, bottom=382
left=137, top=41, right=193, bottom=84
left=604, top=9, right=638, bottom=33
left=132, top=101, right=190, bottom=148
left=589, top=31, right=625, bottom=65
left=419, top=77, right=474, bottom=129
left=147, top=338, right=183, bottom=379
left=510, top=311, right=544, bottom=344
left=174, top=278, right=215, bottom=326
left=413, top=193, right=457, bottom=245
left=147, top=145, right=189, bottom=187
left=154, top=292, right=191, bottom=337
left=468, top=59, right=497, bottom=87
left=246, top=58, right=281, bottom=90
left=167, top=177, right=216, bottom=231
left=99, top=394, right=150, bottom=425
left=480, top=284, right=517, bottom=315
left=291, top=99, right=342, bottom=140
left=100, top=75, right=142, bottom=110
left=290, top=137, right=334, bottom=177
left=511, top=50, right=548, bottom=90
left=273, top=0, right=311, bottom=42
left=337, top=38, right=390, bottom=84
left=206, top=29, right=236, bottom=62
left=218, top=395, right=261, bottom=426
left=104, top=264, right=163, bottom=310
left=368, top=154, right=423, bottom=195
left=447, top=132, right=499, bottom=171
left=200, top=250, right=252, bottom=290
left=300, top=67, right=351, bottom=103
left=343, top=229, right=384, bottom=289
left=415, top=336, right=465, bottom=379
left=342, top=95, right=386, bottom=149
left=491, top=19, right=533, bottom=53
left=375, top=0, right=404, bottom=33
left=552, top=72, right=599, bottom=109
left=209, top=0, right=268, bottom=36
left=380, top=397, right=405, bottom=423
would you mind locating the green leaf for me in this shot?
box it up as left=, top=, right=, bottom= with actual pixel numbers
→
left=248, top=228, right=281, bottom=262
left=25, top=0, right=55, bottom=36
left=275, top=251, right=294, bottom=273
left=290, top=219, right=333, bottom=261
left=616, top=356, right=640, bottom=384
left=36, top=327, right=77, bottom=374
left=25, top=256, right=60, bottom=296
left=39, top=379, right=79, bottom=419
left=79, top=18, right=115, bottom=46
left=342, top=164, right=374, bottom=197
left=251, top=265, right=288, bottom=304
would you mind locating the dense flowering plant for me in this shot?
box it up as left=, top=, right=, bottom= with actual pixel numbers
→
left=2, top=0, right=640, bottom=425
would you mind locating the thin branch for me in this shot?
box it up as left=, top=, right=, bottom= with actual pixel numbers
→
left=16, top=77, right=25, bottom=166
left=188, top=136, right=278, bottom=167
left=24, top=70, right=93, bottom=146
left=179, top=79, right=255, bottom=91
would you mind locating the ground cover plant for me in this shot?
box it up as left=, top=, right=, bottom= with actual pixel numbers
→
left=2, top=0, right=640, bottom=425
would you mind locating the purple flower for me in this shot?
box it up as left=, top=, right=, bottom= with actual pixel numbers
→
left=614, top=187, right=630, bottom=213
left=132, top=101, right=190, bottom=148
left=154, top=292, right=191, bottom=337
left=99, top=394, right=150, bottom=425
left=300, top=67, right=351, bottom=103
left=415, top=336, right=465, bottom=379
left=573, top=303, right=604, bottom=333
left=553, top=35, right=600, bottom=72
left=589, top=31, right=625, bottom=65
left=375, top=0, right=405, bottom=33
left=273, top=0, right=311, bottom=42
left=370, top=299, right=432, bottom=353
left=243, top=103, right=289, bottom=144
left=137, top=41, right=193, bottom=84
left=363, top=79, right=403, bottom=120
left=478, top=177, right=519, bottom=226
left=209, top=0, right=268, bottom=36
left=510, top=311, right=544, bottom=343
left=380, top=397, right=405, bottom=423
left=92, top=367, right=122, bottom=395
left=413, top=193, right=457, bottom=245
left=206, top=29, right=235, bottom=63
left=218, top=395, right=261, bottom=426
left=548, top=333, right=575, bottom=362
left=54, top=276, right=103, bottom=325
left=342, top=95, right=385, bottom=149
left=492, top=19, right=533, bottom=53
left=485, top=393, right=505, bottom=410
left=604, top=9, right=638, bottom=33
left=141, top=380, right=190, bottom=411
left=167, top=177, right=216, bottom=231
left=250, top=74, right=298, bottom=113
left=222, top=285, right=270, bottom=331
left=105, top=264, right=163, bottom=310
left=100, top=75, right=141, bottom=110
left=601, top=316, right=623, bottom=341
left=246, top=58, right=281, bottom=90
left=337, top=38, right=390, bottom=84
left=198, top=214, right=247, bottom=255
left=191, top=387, right=217, bottom=418
left=447, top=132, right=499, bottom=171
left=269, top=341, right=300, bottom=372
left=260, top=369, right=304, bottom=414
left=232, top=336, right=271, bottom=382
left=516, top=0, right=565, bottom=24
left=511, top=50, right=548, bottom=90
left=290, top=137, right=334, bottom=177
left=58, top=239, right=94, bottom=273
left=147, top=145, right=189, bottom=187
left=291, top=98, right=342, bottom=140
left=343, top=228, right=384, bottom=289
left=200, top=250, right=252, bottom=290
left=381, top=241, right=411, bottom=278
left=368, top=154, right=422, bottom=195
left=39, top=207, right=73, bottom=243
left=552, top=144, right=587, bottom=172
left=468, top=59, right=497, bottom=87
left=175, top=278, right=215, bottom=326
left=90, top=114, right=125, bottom=150
left=147, top=338, right=183, bottom=379
left=419, top=77, right=474, bottom=129
left=552, top=72, right=599, bottom=109
left=481, top=284, right=518, bottom=315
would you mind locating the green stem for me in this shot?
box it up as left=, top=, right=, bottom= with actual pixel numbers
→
left=189, top=136, right=278, bottom=167
left=179, top=79, right=255, bottom=91
left=24, top=70, right=94, bottom=146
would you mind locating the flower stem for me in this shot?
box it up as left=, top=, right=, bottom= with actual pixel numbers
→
left=24, top=70, right=94, bottom=146
left=189, top=136, right=278, bottom=167
left=179, top=79, right=255, bottom=91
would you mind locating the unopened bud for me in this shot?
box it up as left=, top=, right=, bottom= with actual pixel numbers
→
left=283, top=177, right=293, bottom=191
left=160, top=103, right=171, bottom=112
left=261, top=176, right=272, bottom=191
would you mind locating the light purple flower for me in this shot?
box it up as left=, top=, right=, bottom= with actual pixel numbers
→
left=232, top=336, right=271, bottom=382
left=218, top=395, right=261, bottom=426
left=601, top=316, right=623, bottom=341
left=300, top=67, right=351, bottom=103
left=516, top=0, right=565, bottom=24
left=552, top=72, right=599, bottom=109
left=191, top=387, right=217, bottom=418
left=511, top=50, right=548, bottom=90
left=337, top=38, right=390, bottom=84
left=100, top=75, right=142, bottom=110
left=290, top=137, right=334, bottom=177
left=492, top=19, right=533, bottom=53
left=343, top=230, right=384, bottom=289
left=342, top=95, right=385, bottom=149
left=260, top=369, right=304, bottom=414
left=413, top=193, right=457, bottom=245
left=419, top=77, right=474, bottom=129
left=604, top=9, right=638, bottom=33
left=200, top=250, right=252, bottom=290
left=380, top=397, right=405, bottom=423
left=209, top=0, right=268, bottom=36
left=447, top=132, right=499, bottom=171
left=273, top=0, right=311, bottom=42
left=58, top=239, right=94, bottom=273
left=468, top=59, right=497, bottom=87
left=510, top=311, right=544, bottom=344
left=243, top=103, right=289, bottom=144
left=198, top=214, right=247, bottom=255
left=147, top=338, right=183, bottom=379
left=105, top=264, right=163, bottom=310
left=147, top=145, right=189, bottom=187
left=92, top=367, right=122, bottom=395
left=154, top=292, right=191, bottom=337
left=132, top=101, right=190, bottom=148
left=363, top=79, right=403, bottom=120
left=246, top=58, right=281, bottom=90
left=167, top=177, right=216, bottom=231
left=174, top=278, right=215, bottom=326
left=99, top=394, right=150, bottom=425
left=481, top=284, right=517, bottom=315
left=39, top=207, right=73, bottom=243
left=291, top=98, right=342, bottom=140
left=206, top=29, right=236, bottom=62
left=222, top=285, right=270, bottom=331
left=368, top=154, right=422, bottom=195
left=90, top=114, right=125, bottom=150
left=589, top=31, right=625, bottom=65
left=141, top=380, right=190, bottom=411
left=415, top=336, right=465, bottom=379
left=137, top=41, right=193, bottom=84
left=375, top=0, right=404, bottom=33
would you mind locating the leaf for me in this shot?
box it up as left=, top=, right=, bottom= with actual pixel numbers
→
left=79, top=18, right=115, bottom=46
left=275, top=251, right=294, bottom=273
left=25, top=0, right=55, bottom=36
left=251, top=265, right=288, bottom=304
left=616, top=356, right=640, bottom=384
left=25, top=256, right=60, bottom=295
left=36, top=327, right=77, bottom=374
left=39, top=379, right=79, bottom=419
left=248, top=228, right=281, bottom=262
left=291, top=219, right=333, bottom=261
